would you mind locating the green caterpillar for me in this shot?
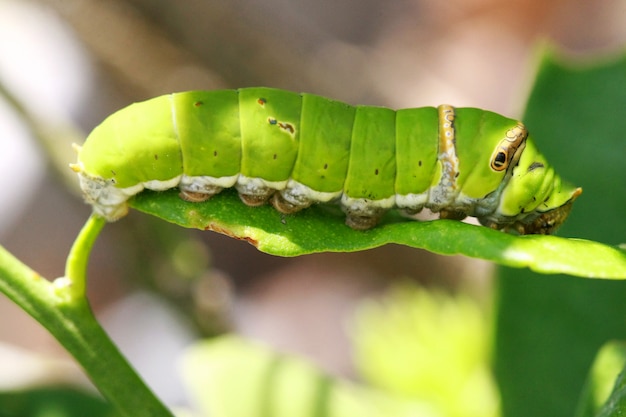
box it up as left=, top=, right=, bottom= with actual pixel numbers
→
left=72, top=87, right=582, bottom=234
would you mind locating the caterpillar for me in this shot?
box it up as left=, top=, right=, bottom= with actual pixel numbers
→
left=71, top=87, right=582, bottom=234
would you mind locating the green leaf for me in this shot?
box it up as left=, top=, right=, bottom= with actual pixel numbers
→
left=130, top=189, right=626, bottom=278
left=494, top=47, right=626, bottom=417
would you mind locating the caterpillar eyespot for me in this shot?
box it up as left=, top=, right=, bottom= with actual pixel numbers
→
left=73, top=87, right=582, bottom=234
left=492, top=152, right=507, bottom=170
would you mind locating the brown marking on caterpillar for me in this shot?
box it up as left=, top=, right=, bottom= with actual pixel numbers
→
left=267, top=117, right=295, bottom=135
left=278, top=122, right=295, bottom=134
left=194, top=101, right=203, bottom=107
left=257, top=98, right=266, bottom=106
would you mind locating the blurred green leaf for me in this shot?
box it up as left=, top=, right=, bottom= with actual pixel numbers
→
left=575, top=341, right=626, bottom=417
left=351, top=284, right=499, bottom=417
left=595, top=358, right=626, bottom=417
left=495, top=47, right=626, bottom=417
left=181, top=335, right=438, bottom=417
left=130, top=189, right=626, bottom=279
left=0, top=387, right=115, bottom=417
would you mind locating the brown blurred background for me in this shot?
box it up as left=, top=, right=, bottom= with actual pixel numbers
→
left=0, top=0, right=624, bottom=407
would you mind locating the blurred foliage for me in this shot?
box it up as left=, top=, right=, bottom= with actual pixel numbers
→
left=495, top=47, right=626, bottom=417
left=181, top=334, right=438, bottom=417
left=351, top=284, right=499, bottom=417
left=0, top=387, right=115, bottom=417
left=575, top=341, right=626, bottom=417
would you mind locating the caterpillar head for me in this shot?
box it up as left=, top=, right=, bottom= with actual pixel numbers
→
left=485, top=137, right=582, bottom=234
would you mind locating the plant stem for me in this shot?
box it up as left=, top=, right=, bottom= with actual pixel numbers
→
left=62, top=213, right=107, bottom=301
left=0, top=218, right=174, bottom=417
left=56, top=298, right=176, bottom=417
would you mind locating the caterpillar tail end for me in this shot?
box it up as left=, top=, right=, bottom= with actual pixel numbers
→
left=74, top=170, right=136, bottom=222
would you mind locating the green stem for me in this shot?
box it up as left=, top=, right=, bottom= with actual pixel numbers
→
left=0, top=217, right=174, bottom=417
left=62, top=213, right=107, bottom=301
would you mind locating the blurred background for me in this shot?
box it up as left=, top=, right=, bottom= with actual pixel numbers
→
left=1, top=0, right=625, bottom=409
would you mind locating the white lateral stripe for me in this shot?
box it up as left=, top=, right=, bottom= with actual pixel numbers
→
left=180, top=174, right=239, bottom=190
